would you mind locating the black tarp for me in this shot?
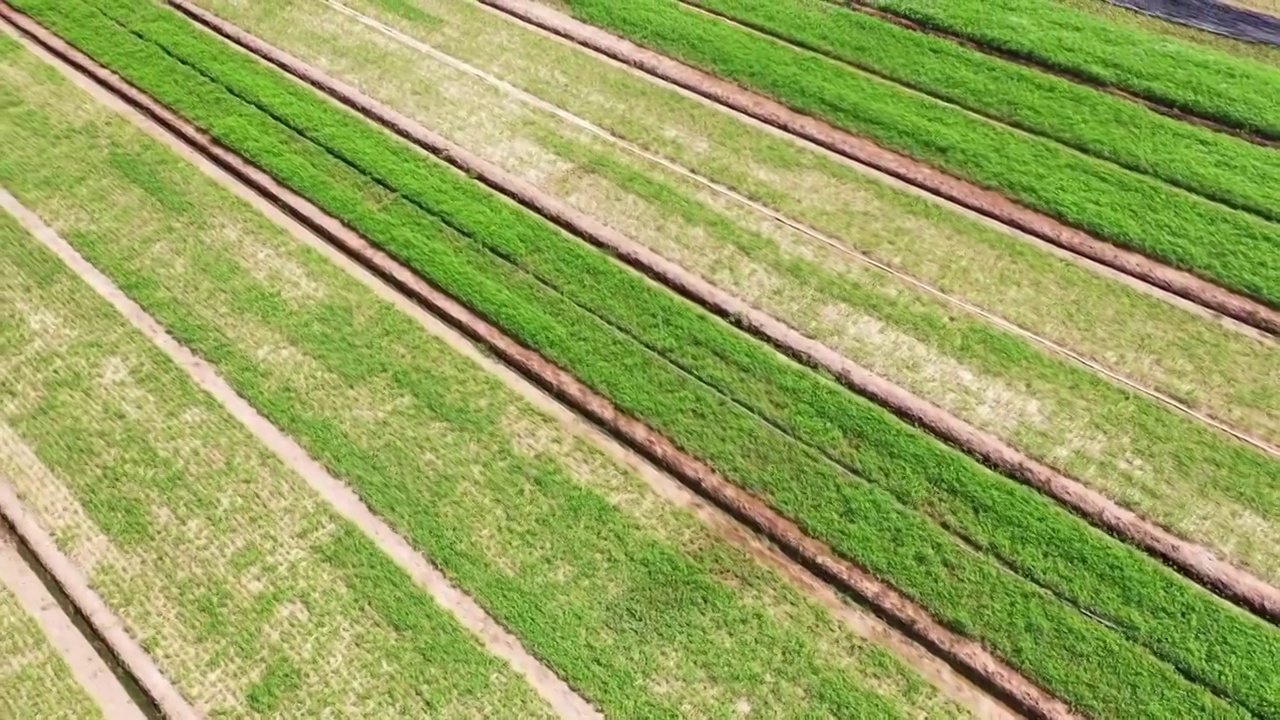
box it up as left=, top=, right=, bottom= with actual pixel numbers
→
left=1106, top=0, right=1280, bottom=46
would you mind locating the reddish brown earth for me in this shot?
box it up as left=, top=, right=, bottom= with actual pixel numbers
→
left=171, top=0, right=1280, bottom=625
left=473, top=0, right=1280, bottom=337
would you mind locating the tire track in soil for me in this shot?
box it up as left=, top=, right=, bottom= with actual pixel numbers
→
left=472, top=0, right=1280, bottom=338
left=0, top=2, right=1071, bottom=717
left=0, top=15, right=600, bottom=720
left=833, top=0, right=1280, bottom=149
left=0, top=517, right=149, bottom=720
left=170, top=0, right=1280, bottom=625
left=0, top=7, right=1022, bottom=719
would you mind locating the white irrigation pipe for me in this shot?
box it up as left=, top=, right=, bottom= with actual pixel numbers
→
left=318, top=0, right=1280, bottom=459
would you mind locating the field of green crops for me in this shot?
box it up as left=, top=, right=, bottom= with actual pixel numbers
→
left=3, top=0, right=1280, bottom=716
left=864, top=0, right=1280, bottom=138
left=551, top=0, right=1280, bottom=309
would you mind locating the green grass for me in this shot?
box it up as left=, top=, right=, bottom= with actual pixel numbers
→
left=197, top=0, right=1280, bottom=583
left=550, top=0, right=1280, bottom=309
left=1054, top=0, right=1280, bottom=67
left=0, top=570, right=105, bottom=720
left=0, top=155, right=552, bottom=720
left=20, top=0, right=1280, bottom=716
left=866, top=0, right=1280, bottom=139
left=683, top=0, right=1280, bottom=225
left=0, top=25, right=967, bottom=720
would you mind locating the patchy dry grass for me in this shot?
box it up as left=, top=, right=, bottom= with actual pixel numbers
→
left=0, top=214, right=551, bottom=718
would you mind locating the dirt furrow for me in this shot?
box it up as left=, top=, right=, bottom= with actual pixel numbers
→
left=0, top=474, right=192, bottom=719
left=471, top=0, right=1280, bottom=337
left=0, top=520, right=148, bottom=720
left=171, top=0, right=1280, bottom=625
left=837, top=0, right=1280, bottom=148
left=0, top=3, right=1074, bottom=716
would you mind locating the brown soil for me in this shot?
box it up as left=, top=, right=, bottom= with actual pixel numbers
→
left=838, top=0, right=1280, bottom=149
left=7, top=1, right=1074, bottom=715
left=171, top=0, right=1280, bottom=625
left=472, top=0, right=1280, bottom=337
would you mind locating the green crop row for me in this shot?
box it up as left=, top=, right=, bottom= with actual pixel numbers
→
left=683, top=0, right=1280, bottom=225
left=19, top=0, right=1280, bottom=715
left=551, top=0, right=1280, bottom=309
left=865, top=0, right=1280, bottom=139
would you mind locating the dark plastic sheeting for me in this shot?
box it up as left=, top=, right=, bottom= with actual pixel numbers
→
left=1106, top=0, right=1280, bottom=46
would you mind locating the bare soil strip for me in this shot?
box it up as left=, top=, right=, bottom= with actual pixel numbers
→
left=317, top=0, right=1280, bottom=462
left=0, top=474, right=195, bottom=719
left=0, top=5, right=1070, bottom=717
left=471, top=0, right=1280, bottom=336
left=171, top=0, right=1280, bottom=625
left=0, top=37, right=596, bottom=720
left=0, top=523, right=146, bottom=720
left=837, top=0, right=1280, bottom=148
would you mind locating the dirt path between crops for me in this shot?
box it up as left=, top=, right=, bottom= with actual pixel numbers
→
left=0, top=5, right=1056, bottom=717
left=174, top=0, right=1280, bottom=626
left=0, top=522, right=148, bottom=720
left=469, top=0, right=1280, bottom=338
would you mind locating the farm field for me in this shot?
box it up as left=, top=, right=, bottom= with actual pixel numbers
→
left=685, top=0, right=1280, bottom=224
left=0, top=92, right=557, bottom=719
left=0, top=22, right=977, bottom=718
left=185, top=0, right=1280, bottom=583
left=545, top=0, right=1280, bottom=309
left=2, top=0, right=1279, bottom=717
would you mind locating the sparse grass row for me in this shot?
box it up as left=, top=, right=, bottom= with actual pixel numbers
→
left=0, top=27, right=967, bottom=720
left=682, top=0, right=1280, bottom=224
left=864, top=0, right=1280, bottom=138
left=23, top=0, right=1280, bottom=716
left=0, top=549, right=104, bottom=720
left=550, top=0, right=1280, bottom=309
